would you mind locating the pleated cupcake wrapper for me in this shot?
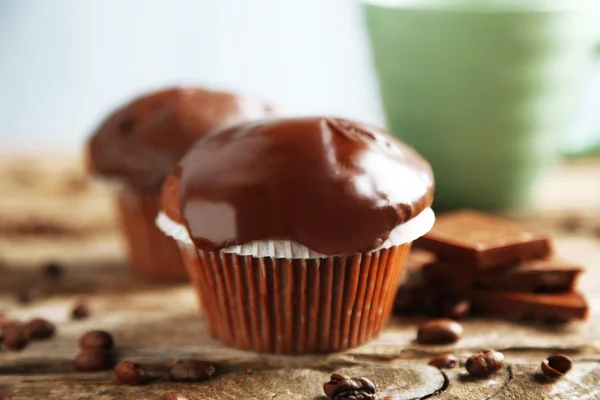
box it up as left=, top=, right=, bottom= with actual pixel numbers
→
left=116, top=190, right=188, bottom=281
left=180, top=242, right=411, bottom=354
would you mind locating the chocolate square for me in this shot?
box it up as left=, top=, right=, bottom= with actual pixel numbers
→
left=423, top=258, right=583, bottom=293
left=415, top=210, right=553, bottom=270
left=470, top=291, right=588, bottom=321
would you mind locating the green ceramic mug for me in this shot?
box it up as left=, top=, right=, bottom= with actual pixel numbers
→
left=363, top=0, right=600, bottom=211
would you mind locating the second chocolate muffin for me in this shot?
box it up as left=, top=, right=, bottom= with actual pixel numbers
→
left=88, top=87, right=272, bottom=280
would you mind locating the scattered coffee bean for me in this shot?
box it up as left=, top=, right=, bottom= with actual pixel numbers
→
left=330, top=376, right=376, bottom=400
left=169, top=360, right=216, bottom=382
left=114, top=361, right=148, bottom=385
left=428, top=353, right=458, bottom=369
left=71, top=302, right=90, bottom=320
left=0, top=319, right=22, bottom=329
left=323, top=373, right=350, bottom=398
left=4, top=219, right=77, bottom=237
left=16, top=286, right=44, bottom=304
left=2, top=326, right=28, bottom=351
left=25, top=318, right=55, bottom=340
left=443, top=299, right=471, bottom=320
left=74, top=348, right=114, bottom=372
left=79, top=330, right=114, bottom=350
left=154, top=395, right=188, bottom=400
left=417, top=319, right=463, bottom=345
left=466, top=350, right=505, bottom=378
left=64, top=175, right=89, bottom=193
left=541, top=354, right=573, bottom=378
left=561, top=216, right=584, bottom=233
left=42, top=262, right=63, bottom=279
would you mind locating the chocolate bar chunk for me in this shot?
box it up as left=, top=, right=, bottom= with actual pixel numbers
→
left=394, top=250, right=440, bottom=314
left=470, top=291, right=588, bottom=321
left=415, top=210, right=553, bottom=270
left=423, top=258, right=583, bottom=293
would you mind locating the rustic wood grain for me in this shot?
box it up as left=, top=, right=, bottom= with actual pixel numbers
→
left=1, top=155, right=600, bottom=399
left=434, top=368, right=511, bottom=400
left=494, top=363, right=600, bottom=400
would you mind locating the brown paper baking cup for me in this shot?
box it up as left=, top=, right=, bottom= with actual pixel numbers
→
left=116, top=190, right=188, bottom=281
left=180, top=243, right=411, bottom=354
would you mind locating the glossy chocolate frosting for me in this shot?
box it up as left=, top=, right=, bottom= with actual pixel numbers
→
left=88, top=87, right=272, bottom=192
left=163, top=117, right=434, bottom=255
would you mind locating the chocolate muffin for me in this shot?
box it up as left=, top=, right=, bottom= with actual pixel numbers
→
left=88, top=87, right=272, bottom=280
left=158, top=117, right=435, bottom=353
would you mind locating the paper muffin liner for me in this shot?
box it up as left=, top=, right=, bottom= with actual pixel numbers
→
left=179, top=242, right=412, bottom=354
left=157, top=207, right=434, bottom=259
left=116, top=189, right=188, bottom=281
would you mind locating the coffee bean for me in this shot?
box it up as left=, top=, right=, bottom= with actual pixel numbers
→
left=0, top=392, right=12, bottom=400
left=2, top=325, right=28, bottom=351
left=541, top=354, right=573, bottom=378
left=466, top=350, right=505, bottom=378
left=331, top=376, right=376, bottom=400
left=74, top=349, right=114, bottom=372
left=71, top=302, right=90, bottom=320
left=114, top=361, right=147, bottom=385
left=64, top=175, right=89, bottom=193
left=443, top=299, right=471, bottom=320
left=561, top=216, right=584, bottom=233
left=323, top=373, right=350, bottom=398
left=169, top=360, right=216, bottom=382
left=79, top=330, right=114, bottom=350
left=25, top=318, right=55, bottom=340
left=42, top=262, right=63, bottom=279
left=428, top=353, right=458, bottom=369
left=417, top=319, right=463, bottom=345
left=0, top=319, right=22, bottom=330
left=154, top=395, right=188, bottom=400
left=16, top=286, right=44, bottom=304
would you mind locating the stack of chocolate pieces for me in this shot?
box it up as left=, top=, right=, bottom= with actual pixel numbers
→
left=397, top=210, right=588, bottom=322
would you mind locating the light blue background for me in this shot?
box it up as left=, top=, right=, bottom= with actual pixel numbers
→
left=0, top=0, right=598, bottom=152
left=0, top=0, right=382, bottom=150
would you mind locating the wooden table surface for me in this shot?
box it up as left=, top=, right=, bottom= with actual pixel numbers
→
left=1, top=155, right=600, bottom=399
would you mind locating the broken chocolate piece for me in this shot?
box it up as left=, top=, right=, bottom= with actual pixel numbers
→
left=470, top=291, right=588, bottom=321
left=393, top=283, right=445, bottom=316
left=423, top=258, right=583, bottom=294
left=394, top=250, right=445, bottom=315
left=415, top=210, right=553, bottom=270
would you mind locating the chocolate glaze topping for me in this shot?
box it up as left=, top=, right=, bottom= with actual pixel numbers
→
left=163, top=117, right=434, bottom=255
left=88, top=87, right=272, bottom=192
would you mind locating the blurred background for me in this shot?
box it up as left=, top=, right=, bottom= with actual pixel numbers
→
left=1, top=0, right=600, bottom=211
left=0, top=0, right=382, bottom=151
